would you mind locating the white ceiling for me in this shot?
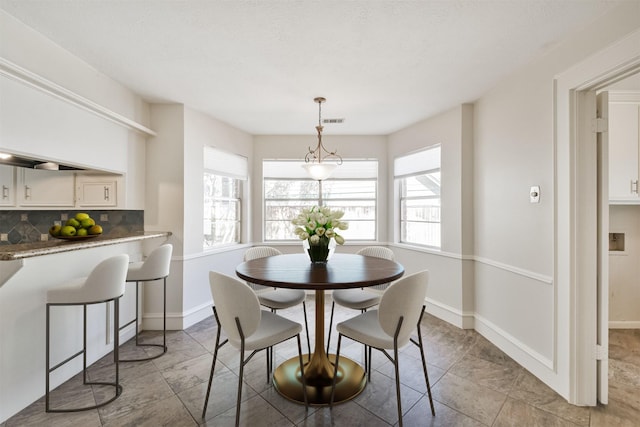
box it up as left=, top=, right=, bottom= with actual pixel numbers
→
left=0, top=1, right=626, bottom=135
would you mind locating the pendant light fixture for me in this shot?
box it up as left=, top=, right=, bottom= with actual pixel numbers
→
left=302, top=97, right=343, bottom=180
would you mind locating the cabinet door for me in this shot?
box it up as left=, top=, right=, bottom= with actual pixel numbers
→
left=0, top=165, right=15, bottom=206
left=609, top=102, right=640, bottom=202
left=77, top=181, right=117, bottom=207
left=18, top=169, right=75, bottom=207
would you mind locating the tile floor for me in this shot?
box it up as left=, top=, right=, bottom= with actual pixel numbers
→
left=3, top=296, right=640, bottom=426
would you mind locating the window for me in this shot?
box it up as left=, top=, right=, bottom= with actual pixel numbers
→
left=203, top=147, right=247, bottom=248
left=263, top=160, right=378, bottom=241
left=395, top=146, right=441, bottom=248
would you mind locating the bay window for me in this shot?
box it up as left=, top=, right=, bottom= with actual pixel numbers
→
left=263, top=160, right=378, bottom=241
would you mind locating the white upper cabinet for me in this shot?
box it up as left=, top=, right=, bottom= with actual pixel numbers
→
left=17, top=169, right=76, bottom=207
left=76, top=175, right=118, bottom=207
left=0, top=165, right=16, bottom=207
left=609, top=94, right=640, bottom=204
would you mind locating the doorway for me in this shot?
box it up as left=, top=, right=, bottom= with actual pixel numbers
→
left=555, top=29, right=640, bottom=406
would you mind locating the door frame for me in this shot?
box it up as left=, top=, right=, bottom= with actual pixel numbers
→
left=555, top=28, right=640, bottom=405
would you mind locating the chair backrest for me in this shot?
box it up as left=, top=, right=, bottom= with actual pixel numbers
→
left=209, top=271, right=262, bottom=345
left=136, top=244, right=173, bottom=279
left=356, top=246, right=395, bottom=261
left=243, top=246, right=282, bottom=291
left=378, top=270, right=428, bottom=347
left=85, top=254, right=130, bottom=302
left=244, top=246, right=282, bottom=261
left=357, top=246, right=395, bottom=290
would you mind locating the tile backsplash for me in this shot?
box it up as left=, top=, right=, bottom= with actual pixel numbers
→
left=0, top=210, right=144, bottom=245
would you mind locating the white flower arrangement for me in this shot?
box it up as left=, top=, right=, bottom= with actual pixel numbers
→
left=291, top=206, right=348, bottom=245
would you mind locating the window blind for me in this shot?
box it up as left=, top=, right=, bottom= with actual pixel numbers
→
left=204, top=146, right=248, bottom=180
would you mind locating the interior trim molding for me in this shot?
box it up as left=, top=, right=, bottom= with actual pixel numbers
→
left=473, top=256, right=553, bottom=285
left=143, top=301, right=213, bottom=330
left=474, top=313, right=554, bottom=371
left=609, top=321, right=640, bottom=329
left=425, top=297, right=475, bottom=329
left=0, top=57, right=156, bottom=136
left=394, top=243, right=552, bottom=285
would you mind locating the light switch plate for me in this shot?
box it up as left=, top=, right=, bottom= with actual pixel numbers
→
left=530, top=186, right=540, bottom=203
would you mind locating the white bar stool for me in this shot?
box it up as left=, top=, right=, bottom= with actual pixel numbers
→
left=45, top=254, right=129, bottom=412
left=119, top=244, right=172, bottom=362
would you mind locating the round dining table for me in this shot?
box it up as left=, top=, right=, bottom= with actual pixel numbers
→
left=236, top=252, right=404, bottom=405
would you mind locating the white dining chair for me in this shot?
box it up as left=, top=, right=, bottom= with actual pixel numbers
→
left=202, top=271, right=308, bottom=426
left=326, top=246, right=395, bottom=369
left=244, top=246, right=311, bottom=365
left=329, top=270, right=435, bottom=426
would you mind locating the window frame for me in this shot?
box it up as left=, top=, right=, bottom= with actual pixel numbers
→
left=203, top=147, right=247, bottom=249
left=203, top=172, right=242, bottom=248
left=395, top=145, right=441, bottom=249
left=262, top=160, right=378, bottom=242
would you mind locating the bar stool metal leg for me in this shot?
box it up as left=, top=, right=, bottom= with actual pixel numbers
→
left=119, top=277, right=168, bottom=362
left=45, top=298, right=123, bottom=413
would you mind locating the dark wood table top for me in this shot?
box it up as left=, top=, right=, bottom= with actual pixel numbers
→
left=235, top=253, right=404, bottom=290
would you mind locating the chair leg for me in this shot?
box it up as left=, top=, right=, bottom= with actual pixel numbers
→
left=326, top=301, right=336, bottom=354
left=329, top=334, right=343, bottom=407
left=417, top=323, right=436, bottom=416
left=235, top=346, right=244, bottom=427
left=265, top=346, right=271, bottom=383
left=367, top=345, right=373, bottom=381
left=114, top=299, right=121, bottom=391
left=83, top=304, right=88, bottom=384
left=302, top=300, right=311, bottom=355
left=134, top=281, right=140, bottom=345
left=46, top=299, right=123, bottom=413
left=162, top=276, right=167, bottom=352
left=45, top=304, right=51, bottom=412
left=393, top=344, right=403, bottom=427
left=120, top=278, right=168, bottom=362
left=202, top=309, right=222, bottom=419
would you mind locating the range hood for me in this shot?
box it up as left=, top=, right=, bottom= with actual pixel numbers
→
left=0, top=153, right=84, bottom=171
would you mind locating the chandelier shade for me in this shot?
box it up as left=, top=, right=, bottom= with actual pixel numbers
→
left=302, top=163, right=337, bottom=181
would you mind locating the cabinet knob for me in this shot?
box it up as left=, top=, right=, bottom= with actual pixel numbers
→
left=2, top=185, right=8, bottom=200
left=24, top=185, right=31, bottom=199
left=104, top=186, right=109, bottom=201
left=632, top=180, right=639, bottom=194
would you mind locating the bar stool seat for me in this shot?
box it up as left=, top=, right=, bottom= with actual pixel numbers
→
left=120, top=244, right=173, bottom=362
left=46, top=254, right=129, bottom=413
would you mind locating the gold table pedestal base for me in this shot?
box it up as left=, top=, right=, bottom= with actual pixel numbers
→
left=273, top=354, right=366, bottom=406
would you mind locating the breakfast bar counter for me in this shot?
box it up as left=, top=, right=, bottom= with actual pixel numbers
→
left=0, top=231, right=172, bottom=260
left=0, top=230, right=172, bottom=420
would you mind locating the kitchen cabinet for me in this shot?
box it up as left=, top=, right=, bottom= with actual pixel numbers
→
left=0, top=165, right=15, bottom=207
left=76, top=175, right=118, bottom=207
left=609, top=95, right=640, bottom=204
left=17, top=168, right=75, bottom=207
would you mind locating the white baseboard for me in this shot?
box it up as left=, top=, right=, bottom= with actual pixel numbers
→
left=118, top=322, right=137, bottom=344
left=182, top=302, right=215, bottom=329
left=474, top=313, right=554, bottom=373
left=424, top=298, right=475, bottom=329
left=141, top=301, right=213, bottom=331
left=609, top=320, right=640, bottom=329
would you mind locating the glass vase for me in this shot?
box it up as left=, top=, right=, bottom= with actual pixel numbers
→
left=303, top=237, right=335, bottom=263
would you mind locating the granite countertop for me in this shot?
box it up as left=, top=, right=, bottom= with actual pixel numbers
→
left=0, top=231, right=172, bottom=260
